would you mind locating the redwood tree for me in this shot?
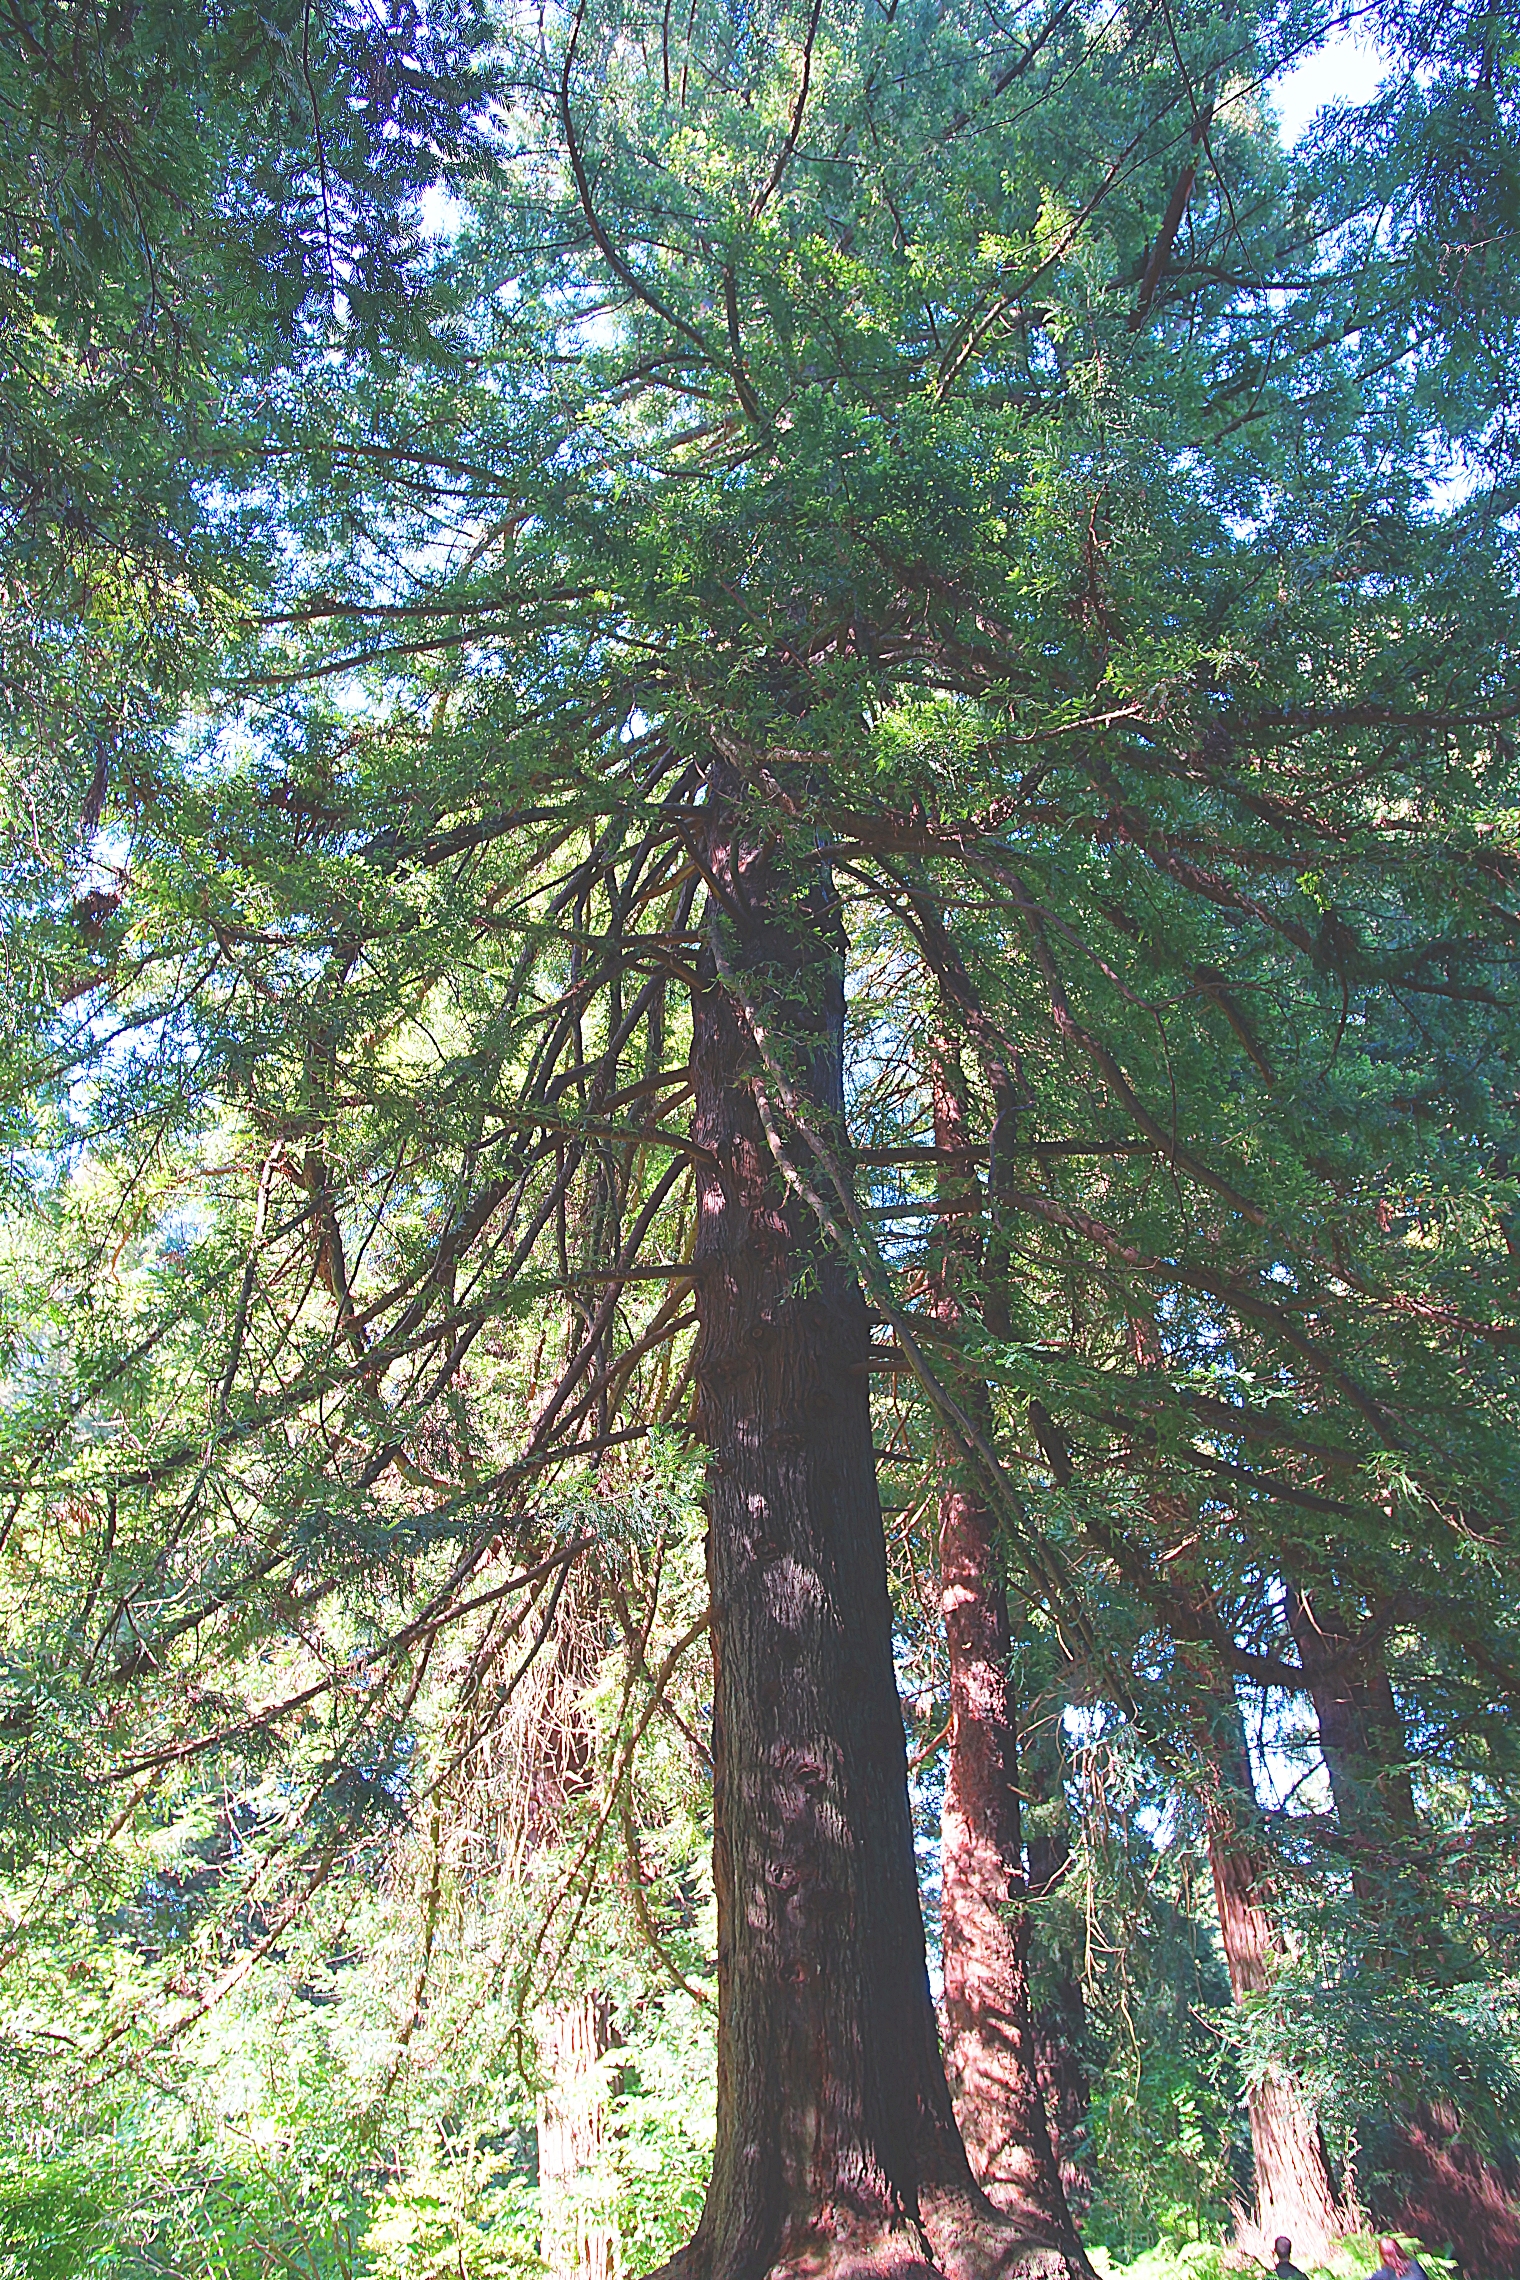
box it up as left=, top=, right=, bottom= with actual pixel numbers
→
left=5, top=0, right=1519, bottom=2266
left=1286, top=1590, right=1520, bottom=2275
left=677, top=768, right=1076, bottom=2280
left=927, top=1035, right=1086, bottom=2265
left=1188, top=1678, right=1342, bottom=2263
left=1284, top=1589, right=1422, bottom=1920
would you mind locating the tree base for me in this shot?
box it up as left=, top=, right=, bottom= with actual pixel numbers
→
left=1237, top=2068, right=1343, bottom=2272
left=646, top=2183, right=1087, bottom=2280
left=922, top=2183, right=1092, bottom=2280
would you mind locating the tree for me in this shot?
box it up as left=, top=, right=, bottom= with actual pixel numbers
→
left=0, top=0, right=492, bottom=882
left=1189, top=1675, right=1342, bottom=2263
left=4, top=0, right=1520, bottom=2275
left=929, top=1034, right=1087, bottom=2261
left=680, top=768, right=1076, bottom=2280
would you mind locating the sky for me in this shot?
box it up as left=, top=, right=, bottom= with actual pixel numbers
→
left=1270, top=17, right=1391, bottom=143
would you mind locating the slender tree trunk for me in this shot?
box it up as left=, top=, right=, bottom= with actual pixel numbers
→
left=663, top=765, right=1072, bottom=2280
left=929, top=1039, right=1088, bottom=2268
left=1190, top=1681, right=1341, bottom=2264
left=1009, top=1427, right=1097, bottom=2214
left=1020, top=1704, right=1092, bottom=2212
left=540, top=1992, right=622, bottom=2280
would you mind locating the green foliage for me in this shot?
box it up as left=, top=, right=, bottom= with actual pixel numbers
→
left=1089, top=2061, right=1239, bottom=2270
left=0, top=2143, right=366, bottom=2280
left=609, top=1995, right=717, bottom=2274
left=1090, top=2244, right=1260, bottom=2280
left=1087, top=2043, right=1240, bottom=2266
left=1243, top=1942, right=1520, bottom=2179
left=363, top=2151, right=542, bottom=2280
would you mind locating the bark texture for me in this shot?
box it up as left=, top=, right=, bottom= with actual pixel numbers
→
left=1192, top=1685, right=1341, bottom=2264
left=664, top=769, right=1073, bottom=2280
left=929, top=1042, right=1088, bottom=2267
left=1021, top=1707, right=1092, bottom=2213
left=937, top=1472, right=1084, bottom=2267
left=539, top=1992, right=622, bottom=2280
left=1284, top=1588, right=1418, bottom=1909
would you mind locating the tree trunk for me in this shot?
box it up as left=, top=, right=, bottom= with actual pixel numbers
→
left=664, top=765, right=1074, bottom=2280
left=1285, top=1591, right=1520, bottom=2274
left=1192, top=1682, right=1341, bottom=2265
left=929, top=1039, right=1088, bottom=2266
left=539, top=1992, right=622, bottom=2280
left=1020, top=1701, right=1092, bottom=2213
left=1284, top=1587, right=1418, bottom=1913
left=937, top=1473, right=1085, bottom=2269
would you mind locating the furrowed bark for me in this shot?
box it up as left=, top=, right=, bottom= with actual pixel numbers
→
left=661, top=762, right=1073, bottom=2280
left=929, top=1036, right=1089, bottom=2272
left=1189, top=1677, right=1342, bottom=2264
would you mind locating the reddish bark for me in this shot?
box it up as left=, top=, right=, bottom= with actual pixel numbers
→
left=1286, top=1591, right=1520, bottom=2275
left=660, top=770, right=1074, bottom=2280
left=929, top=1041, right=1088, bottom=2268
left=1192, top=1683, right=1341, bottom=2263
left=1371, top=2103, right=1520, bottom=2280
left=937, top=1468, right=1086, bottom=2268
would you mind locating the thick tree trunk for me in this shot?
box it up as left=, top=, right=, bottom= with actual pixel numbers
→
left=664, top=768, right=1073, bottom=2280
left=1285, top=1592, right=1520, bottom=2275
left=1192, top=1683, right=1341, bottom=2265
left=1284, top=1588, right=1418, bottom=1911
left=929, top=1041, right=1088, bottom=2267
left=539, top=1992, right=621, bottom=2280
